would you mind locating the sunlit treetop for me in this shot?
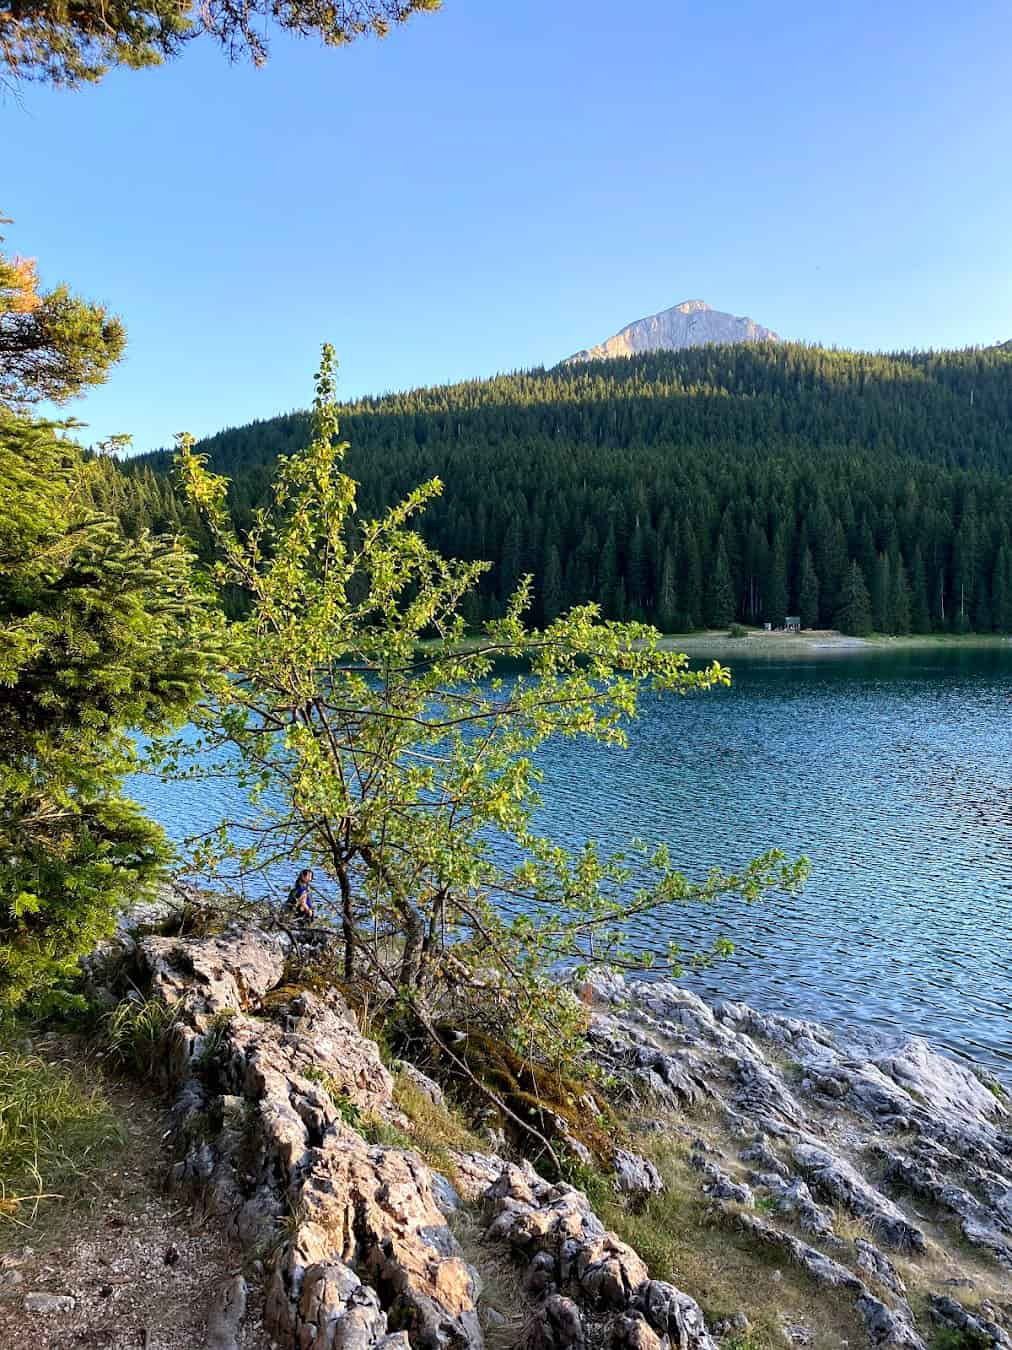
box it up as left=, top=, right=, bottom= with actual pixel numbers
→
left=0, top=219, right=125, bottom=407
left=0, top=0, right=441, bottom=87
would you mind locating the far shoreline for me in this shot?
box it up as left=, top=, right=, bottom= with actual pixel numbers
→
left=659, top=627, right=1012, bottom=660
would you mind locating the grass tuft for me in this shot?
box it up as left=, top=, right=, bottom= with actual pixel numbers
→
left=0, top=1045, right=121, bottom=1223
left=101, top=997, right=181, bottom=1077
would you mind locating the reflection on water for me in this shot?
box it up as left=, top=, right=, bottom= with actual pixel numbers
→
left=128, top=645, right=1012, bottom=1084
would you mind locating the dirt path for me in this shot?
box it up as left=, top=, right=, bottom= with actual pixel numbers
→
left=0, top=1035, right=272, bottom=1350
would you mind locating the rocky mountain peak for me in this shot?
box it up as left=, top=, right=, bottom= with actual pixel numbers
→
left=565, top=299, right=780, bottom=364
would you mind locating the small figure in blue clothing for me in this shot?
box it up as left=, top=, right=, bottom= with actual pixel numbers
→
left=286, top=868, right=315, bottom=924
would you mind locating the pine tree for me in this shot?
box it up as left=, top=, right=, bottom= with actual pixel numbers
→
left=890, top=556, right=912, bottom=634
left=541, top=543, right=563, bottom=624
left=993, top=544, right=1012, bottom=633
left=0, top=418, right=217, bottom=1009
left=872, top=553, right=891, bottom=633
left=598, top=522, right=620, bottom=618
left=798, top=547, right=820, bottom=629
left=2, top=229, right=125, bottom=406
left=953, top=496, right=979, bottom=631
left=835, top=560, right=873, bottom=636
left=705, top=539, right=736, bottom=628
left=2, top=0, right=441, bottom=88
left=499, top=514, right=523, bottom=603
left=627, top=518, right=650, bottom=619
left=678, top=522, right=703, bottom=630
left=657, top=547, right=678, bottom=633
left=764, top=529, right=789, bottom=626
left=910, top=546, right=931, bottom=633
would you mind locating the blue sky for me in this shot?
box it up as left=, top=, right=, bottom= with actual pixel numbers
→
left=5, top=0, right=1012, bottom=451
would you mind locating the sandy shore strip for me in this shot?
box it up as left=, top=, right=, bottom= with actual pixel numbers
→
left=656, top=628, right=1012, bottom=659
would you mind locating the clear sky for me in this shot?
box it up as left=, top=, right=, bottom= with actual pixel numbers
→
left=5, top=0, right=1012, bottom=451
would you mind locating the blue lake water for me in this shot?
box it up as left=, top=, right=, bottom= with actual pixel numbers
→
left=129, top=645, right=1012, bottom=1084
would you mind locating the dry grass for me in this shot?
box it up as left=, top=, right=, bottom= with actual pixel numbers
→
left=451, top=1207, right=530, bottom=1350
left=390, top=1072, right=490, bottom=1178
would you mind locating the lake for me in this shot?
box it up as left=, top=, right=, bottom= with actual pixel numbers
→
left=128, top=645, right=1012, bottom=1085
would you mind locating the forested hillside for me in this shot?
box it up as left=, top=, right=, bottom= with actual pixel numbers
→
left=126, top=342, right=1012, bottom=634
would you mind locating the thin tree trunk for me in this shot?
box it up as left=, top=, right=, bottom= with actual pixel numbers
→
left=335, top=862, right=355, bottom=979
left=400, top=907, right=424, bottom=987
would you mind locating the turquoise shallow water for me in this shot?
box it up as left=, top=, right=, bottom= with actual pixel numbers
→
left=128, top=646, right=1012, bottom=1084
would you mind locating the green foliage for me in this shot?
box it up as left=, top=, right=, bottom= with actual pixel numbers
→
left=722, top=1335, right=774, bottom=1350
left=391, top=1070, right=488, bottom=1168
left=0, top=414, right=220, bottom=1011
left=705, top=538, right=736, bottom=627
left=0, top=1043, right=121, bottom=1219
left=131, top=342, right=1012, bottom=635
left=929, top=1328, right=992, bottom=1350
left=1, top=229, right=125, bottom=407
left=101, top=997, right=181, bottom=1077
left=168, top=347, right=807, bottom=1105
left=1, top=0, right=441, bottom=87
left=194, top=1008, right=235, bottom=1072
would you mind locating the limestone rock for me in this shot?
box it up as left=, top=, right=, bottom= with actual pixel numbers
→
left=524, top=1294, right=586, bottom=1350
left=879, top=1151, right=1012, bottom=1268
left=730, top=1213, right=925, bottom=1350
left=611, top=1149, right=664, bottom=1199
left=24, top=1292, right=75, bottom=1314
left=484, top=1167, right=714, bottom=1350
left=123, top=924, right=484, bottom=1350
left=747, top=1173, right=833, bottom=1238
left=630, top=1280, right=718, bottom=1350
left=206, top=1273, right=248, bottom=1350
left=873, top=1039, right=1009, bottom=1131
left=853, top=1239, right=907, bottom=1300
left=140, top=925, right=286, bottom=1024
left=446, top=1151, right=511, bottom=1203
left=692, top=1157, right=754, bottom=1207
left=791, top=1144, right=925, bottom=1251
left=395, top=1060, right=446, bottom=1107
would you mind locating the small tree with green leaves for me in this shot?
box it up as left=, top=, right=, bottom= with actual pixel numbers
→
left=172, top=348, right=807, bottom=1112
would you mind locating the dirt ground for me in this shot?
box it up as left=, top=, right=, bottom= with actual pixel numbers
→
left=0, top=1037, right=272, bottom=1350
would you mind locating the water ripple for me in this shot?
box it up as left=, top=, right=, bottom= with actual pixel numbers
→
left=129, top=646, right=1012, bottom=1085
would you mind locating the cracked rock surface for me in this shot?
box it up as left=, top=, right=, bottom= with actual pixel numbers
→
left=582, top=971, right=1012, bottom=1348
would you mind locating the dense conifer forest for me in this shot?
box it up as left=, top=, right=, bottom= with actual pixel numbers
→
left=119, top=341, right=1012, bottom=634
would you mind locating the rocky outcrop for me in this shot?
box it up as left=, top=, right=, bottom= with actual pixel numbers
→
left=790, top=1144, right=925, bottom=1251
left=113, top=926, right=484, bottom=1350
left=564, top=300, right=779, bottom=364
left=581, top=971, right=1012, bottom=1347
left=105, top=923, right=717, bottom=1350
left=730, top=1213, right=925, bottom=1350
left=86, top=915, right=1012, bottom=1350
left=485, top=1164, right=715, bottom=1350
